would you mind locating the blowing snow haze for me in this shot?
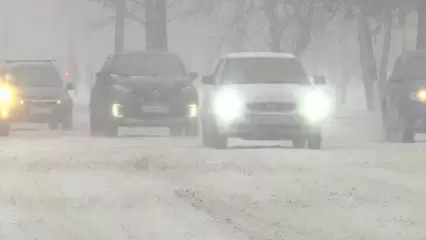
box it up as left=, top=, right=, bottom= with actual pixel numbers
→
left=0, top=0, right=426, bottom=239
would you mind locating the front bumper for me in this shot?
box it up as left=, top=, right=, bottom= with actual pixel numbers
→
left=12, top=100, right=70, bottom=122
left=113, top=103, right=197, bottom=127
left=215, top=113, right=322, bottom=140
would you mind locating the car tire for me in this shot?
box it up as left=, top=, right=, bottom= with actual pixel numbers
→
left=307, top=134, right=322, bottom=149
left=383, top=108, right=397, bottom=142
left=61, top=111, right=73, bottom=130
left=202, top=118, right=227, bottom=149
left=292, top=137, right=306, bottom=149
left=103, top=117, right=118, bottom=137
left=202, top=123, right=212, bottom=147
left=0, top=122, right=10, bottom=136
left=48, top=119, right=59, bottom=130
left=184, top=119, right=198, bottom=137
left=210, top=124, right=228, bottom=149
left=401, top=118, right=415, bottom=143
left=90, top=109, right=102, bottom=136
left=170, top=125, right=184, bottom=137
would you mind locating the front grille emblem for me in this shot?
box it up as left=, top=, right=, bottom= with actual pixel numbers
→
left=151, top=90, right=160, bottom=100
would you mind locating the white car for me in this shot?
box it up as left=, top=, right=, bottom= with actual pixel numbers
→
left=200, top=52, right=331, bottom=149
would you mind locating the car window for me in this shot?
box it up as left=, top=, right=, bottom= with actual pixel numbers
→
left=9, top=64, right=63, bottom=87
left=220, top=57, right=309, bottom=84
left=111, top=53, right=187, bottom=77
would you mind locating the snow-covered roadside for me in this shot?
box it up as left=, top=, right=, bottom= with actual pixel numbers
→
left=1, top=119, right=426, bottom=239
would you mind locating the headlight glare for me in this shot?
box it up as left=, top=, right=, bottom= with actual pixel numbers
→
left=412, top=89, right=426, bottom=102
left=299, top=91, right=330, bottom=122
left=0, top=86, right=13, bottom=104
left=212, top=88, right=244, bottom=123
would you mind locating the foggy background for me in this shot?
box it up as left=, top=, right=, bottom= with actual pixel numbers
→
left=0, top=0, right=420, bottom=110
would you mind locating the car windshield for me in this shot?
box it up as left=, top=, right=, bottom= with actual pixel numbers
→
left=220, top=57, right=309, bottom=84
left=9, top=64, right=63, bottom=87
left=112, top=53, right=187, bottom=77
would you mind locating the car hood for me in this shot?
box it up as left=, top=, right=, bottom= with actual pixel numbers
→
left=19, top=86, right=66, bottom=99
left=223, top=84, right=316, bottom=103
left=111, top=74, right=192, bottom=101
left=111, top=74, right=190, bottom=88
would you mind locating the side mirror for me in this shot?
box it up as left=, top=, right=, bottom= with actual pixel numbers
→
left=201, top=75, right=214, bottom=85
left=313, top=76, right=326, bottom=85
left=188, top=72, right=199, bottom=82
left=65, top=82, right=74, bottom=90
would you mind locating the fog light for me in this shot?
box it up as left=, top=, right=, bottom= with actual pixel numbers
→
left=1, top=109, right=8, bottom=119
left=56, top=99, right=61, bottom=104
left=19, top=100, right=24, bottom=105
left=112, top=103, right=123, bottom=118
left=188, top=104, right=197, bottom=118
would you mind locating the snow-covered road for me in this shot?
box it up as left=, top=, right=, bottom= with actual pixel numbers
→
left=0, top=112, right=426, bottom=239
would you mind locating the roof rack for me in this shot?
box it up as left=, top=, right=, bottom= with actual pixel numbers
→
left=0, top=60, right=55, bottom=64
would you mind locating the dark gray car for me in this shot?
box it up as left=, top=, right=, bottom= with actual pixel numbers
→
left=90, top=51, right=199, bottom=137
left=1, top=61, right=74, bottom=130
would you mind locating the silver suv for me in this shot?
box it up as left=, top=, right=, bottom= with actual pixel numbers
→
left=200, top=52, right=330, bottom=149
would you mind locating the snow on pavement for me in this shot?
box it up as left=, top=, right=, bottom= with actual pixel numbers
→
left=0, top=115, right=425, bottom=239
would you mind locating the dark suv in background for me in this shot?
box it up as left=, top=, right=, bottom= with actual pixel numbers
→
left=90, top=51, right=199, bottom=137
left=0, top=60, right=74, bottom=130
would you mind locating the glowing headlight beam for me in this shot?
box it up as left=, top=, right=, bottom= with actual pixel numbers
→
left=212, top=88, right=244, bottom=123
left=299, top=91, right=330, bottom=122
left=416, top=89, right=426, bottom=102
left=0, top=86, right=13, bottom=104
left=188, top=104, right=197, bottom=118
left=112, top=103, right=123, bottom=118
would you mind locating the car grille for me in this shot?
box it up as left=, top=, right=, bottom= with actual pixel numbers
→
left=246, top=102, right=296, bottom=112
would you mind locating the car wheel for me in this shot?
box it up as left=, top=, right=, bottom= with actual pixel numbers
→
left=210, top=123, right=228, bottom=149
left=292, top=137, right=306, bottom=149
left=48, top=119, right=59, bottom=130
left=61, top=111, right=73, bottom=130
left=307, top=134, right=322, bottom=149
left=103, top=117, right=118, bottom=137
left=184, top=119, right=198, bottom=137
left=0, top=122, right=10, bottom=136
left=383, top=108, right=397, bottom=142
left=401, top=118, right=415, bottom=143
left=90, top=109, right=102, bottom=136
left=170, top=125, right=184, bottom=137
left=202, top=118, right=227, bottom=149
left=202, top=123, right=212, bottom=147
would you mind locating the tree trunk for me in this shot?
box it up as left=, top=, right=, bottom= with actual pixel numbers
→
left=417, top=0, right=426, bottom=49
left=357, top=7, right=377, bottom=111
left=293, top=2, right=314, bottom=56
left=114, top=0, right=125, bottom=53
left=145, top=0, right=168, bottom=51
left=378, top=11, right=392, bottom=100
left=264, top=0, right=281, bottom=52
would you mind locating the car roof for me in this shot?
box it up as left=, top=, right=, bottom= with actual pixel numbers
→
left=224, top=52, right=296, bottom=60
left=0, top=61, right=57, bottom=71
left=111, top=50, right=178, bottom=58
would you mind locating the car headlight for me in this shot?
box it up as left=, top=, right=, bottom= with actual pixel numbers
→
left=0, top=86, right=13, bottom=105
left=410, top=89, right=426, bottom=102
left=299, top=91, right=330, bottom=122
left=212, top=88, right=245, bottom=123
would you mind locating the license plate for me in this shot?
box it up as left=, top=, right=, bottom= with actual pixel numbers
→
left=30, top=107, right=52, bottom=115
left=142, top=106, right=169, bottom=113
left=252, top=115, right=292, bottom=124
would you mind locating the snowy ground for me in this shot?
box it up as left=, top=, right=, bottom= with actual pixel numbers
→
left=0, top=96, right=426, bottom=239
